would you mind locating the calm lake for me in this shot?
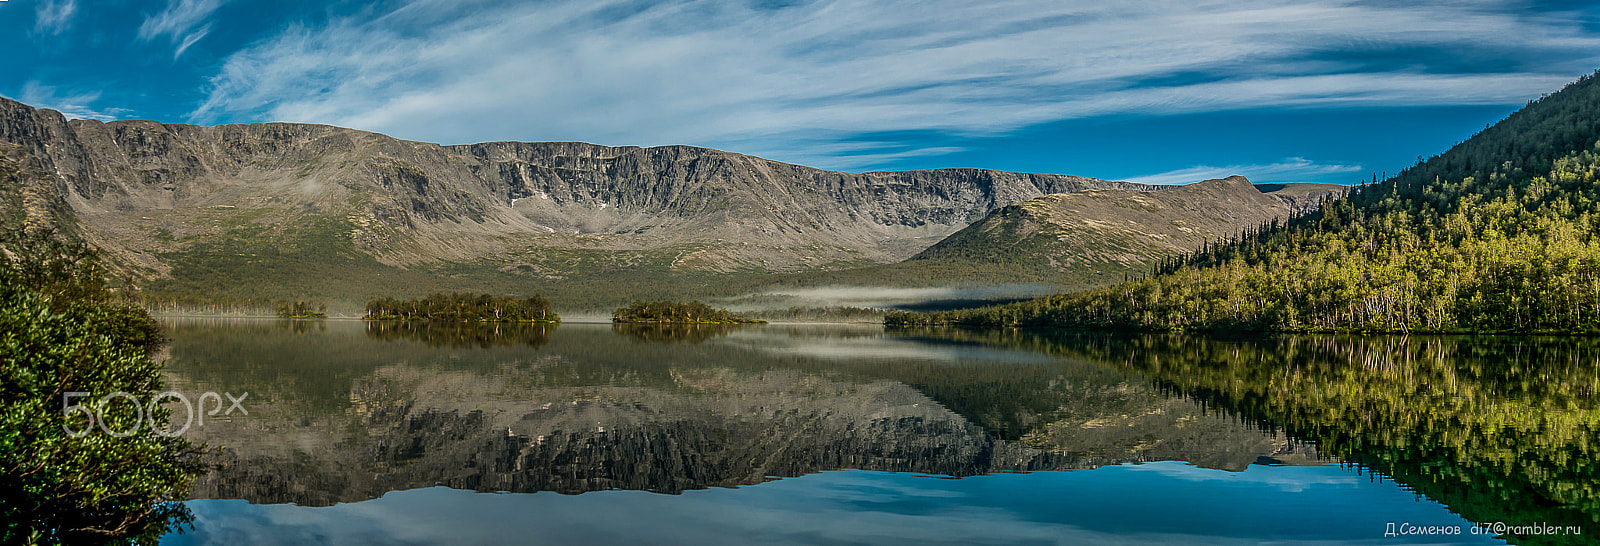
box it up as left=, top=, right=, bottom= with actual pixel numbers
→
left=154, top=319, right=1598, bottom=545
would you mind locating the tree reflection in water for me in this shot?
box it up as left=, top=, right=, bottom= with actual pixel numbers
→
left=895, top=328, right=1600, bottom=544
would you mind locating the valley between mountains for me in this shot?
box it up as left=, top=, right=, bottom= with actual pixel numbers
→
left=0, top=97, right=1339, bottom=313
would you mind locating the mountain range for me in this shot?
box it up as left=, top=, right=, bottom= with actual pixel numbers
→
left=0, top=97, right=1339, bottom=310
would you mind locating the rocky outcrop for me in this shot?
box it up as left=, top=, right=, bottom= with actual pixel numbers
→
left=1255, top=182, right=1347, bottom=215
left=0, top=142, right=77, bottom=235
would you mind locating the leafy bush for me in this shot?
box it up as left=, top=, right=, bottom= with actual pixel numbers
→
left=0, top=231, right=204, bottom=545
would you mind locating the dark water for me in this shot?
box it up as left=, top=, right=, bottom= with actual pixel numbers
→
left=154, top=320, right=1600, bottom=545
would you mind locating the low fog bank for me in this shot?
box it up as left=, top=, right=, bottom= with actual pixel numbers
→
left=712, top=284, right=1055, bottom=313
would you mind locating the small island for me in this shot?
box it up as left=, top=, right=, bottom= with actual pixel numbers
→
left=612, top=300, right=766, bottom=324
left=364, top=293, right=560, bottom=323
left=275, top=300, right=327, bottom=318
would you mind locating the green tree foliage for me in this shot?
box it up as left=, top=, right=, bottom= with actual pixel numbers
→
left=612, top=300, right=765, bottom=324
left=0, top=231, right=204, bottom=545
left=363, top=293, right=558, bottom=323
left=273, top=300, right=327, bottom=319
left=0, top=230, right=111, bottom=307
left=893, top=71, right=1600, bottom=334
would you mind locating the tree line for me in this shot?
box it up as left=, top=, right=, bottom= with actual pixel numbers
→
left=364, top=292, right=559, bottom=322
left=275, top=300, right=327, bottom=318
left=612, top=300, right=765, bottom=324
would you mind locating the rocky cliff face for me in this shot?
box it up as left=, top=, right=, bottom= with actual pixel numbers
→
left=1255, top=182, right=1348, bottom=215
left=0, top=141, right=77, bottom=235
left=0, top=98, right=1158, bottom=278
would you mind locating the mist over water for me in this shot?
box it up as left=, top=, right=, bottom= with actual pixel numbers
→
left=715, top=284, right=1055, bottom=311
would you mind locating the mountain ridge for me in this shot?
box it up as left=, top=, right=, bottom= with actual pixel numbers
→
left=0, top=96, right=1340, bottom=309
left=0, top=97, right=1160, bottom=278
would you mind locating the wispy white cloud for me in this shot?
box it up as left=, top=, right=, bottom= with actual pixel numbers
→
left=1125, top=157, right=1363, bottom=185
left=188, top=0, right=1600, bottom=168
left=34, top=0, right=77, bottom=35
left=138, top=0, right=227, bottom=59
left=18, top=81, right=126, bottom=122
left=816, top=146, right=968, bottom=170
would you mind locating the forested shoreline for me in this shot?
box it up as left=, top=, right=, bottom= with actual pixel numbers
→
left=890, top=71, right=1600, bottom=335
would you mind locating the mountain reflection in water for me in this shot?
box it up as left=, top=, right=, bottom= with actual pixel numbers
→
left=160, top=320, right=1315, bottom=507
left=158, top=319, right=1597, bottom=545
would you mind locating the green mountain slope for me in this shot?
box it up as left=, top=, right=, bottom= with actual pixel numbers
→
left=891, top=71, right=1600, bottom=334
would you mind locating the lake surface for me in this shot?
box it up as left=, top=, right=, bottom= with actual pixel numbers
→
left=154, top=320, right=1599, bottom=545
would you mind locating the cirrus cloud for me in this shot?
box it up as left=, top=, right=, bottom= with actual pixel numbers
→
left=34, top=0, right=78, bottom=35
left=1125, top=157, right=1364, bottom=185
left=188, top=0, right=1600, bottom=169
left=138, top=0, right=230, bottom=59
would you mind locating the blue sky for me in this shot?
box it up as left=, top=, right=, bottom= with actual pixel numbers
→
left=4, top=0, right=1599, bottom=184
